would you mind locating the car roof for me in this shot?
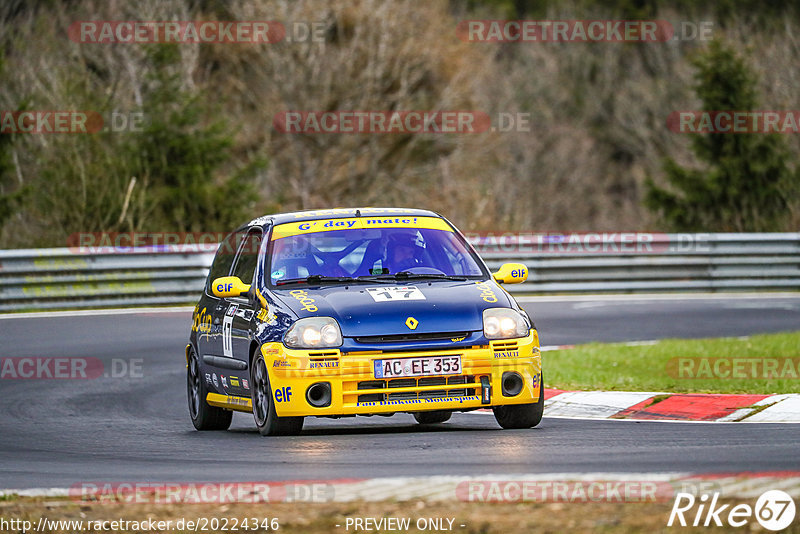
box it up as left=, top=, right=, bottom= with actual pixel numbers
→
left=242, top=207, right=442, bottom=229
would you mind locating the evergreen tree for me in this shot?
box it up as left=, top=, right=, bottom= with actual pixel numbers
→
left=645, top=40, right=795, bottom=231
left=0, top=53, right=27, bottom=234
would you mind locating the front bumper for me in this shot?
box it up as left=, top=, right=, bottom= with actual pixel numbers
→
left=261, top=330, right=542, bottom=417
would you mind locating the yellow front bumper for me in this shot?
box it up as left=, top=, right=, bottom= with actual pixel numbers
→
left=242, top=330, right=543, bottom=418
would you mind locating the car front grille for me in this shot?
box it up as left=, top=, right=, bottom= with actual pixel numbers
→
left=356, top=375, right=476, bottom=403
left=354, top=332, right=470, bottom=344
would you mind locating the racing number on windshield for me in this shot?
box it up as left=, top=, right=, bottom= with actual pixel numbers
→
left=376, top=289, right=412, bottom=299
left=222, top=304, right=238, bottom=358
left=366, top=287, right=426, bottom=302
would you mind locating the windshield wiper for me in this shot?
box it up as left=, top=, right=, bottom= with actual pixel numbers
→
left=396, top=272, right=468, bottom=281
left=275, top=275, right=358, bottom=286
left=357, top=271, right=468, bottom=282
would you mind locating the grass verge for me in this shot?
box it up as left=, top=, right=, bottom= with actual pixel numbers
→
left=545, top=331, right=800, bottom=394
left=4, top=497, right=792, bottom=534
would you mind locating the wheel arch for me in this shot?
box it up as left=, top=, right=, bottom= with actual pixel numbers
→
left=248, top=341, right=260, bottom=370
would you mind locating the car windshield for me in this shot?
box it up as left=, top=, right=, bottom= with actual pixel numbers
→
left=267, top=220, right=485, bottom=285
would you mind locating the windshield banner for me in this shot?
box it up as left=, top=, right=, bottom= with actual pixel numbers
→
left=270, top=216, right=453, bottom=240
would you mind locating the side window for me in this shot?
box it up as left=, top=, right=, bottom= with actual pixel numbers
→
left=206, top=231, right=241, bottom=291
left=231, top=230, right=263, bottom=285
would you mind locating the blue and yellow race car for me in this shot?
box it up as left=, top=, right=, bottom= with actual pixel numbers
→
left=187, top=208, right=542, bottom=435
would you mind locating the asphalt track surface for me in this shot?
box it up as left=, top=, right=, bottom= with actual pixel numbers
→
left=1, top=295, right=799, bottom=489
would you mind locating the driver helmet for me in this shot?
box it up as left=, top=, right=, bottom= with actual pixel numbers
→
left=385, top=231, right=424, bottom=269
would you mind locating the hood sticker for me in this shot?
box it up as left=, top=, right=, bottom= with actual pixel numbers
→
left=366, top=286, right=426, bottom=302
left=475, top=281, right=498, bottom=303
left=289, top=289, right=318, bottom=312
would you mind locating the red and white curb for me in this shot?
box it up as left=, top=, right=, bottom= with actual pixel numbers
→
left=534, top=390, right=800, bottom=422
left=2, top=472, right=799, bottom=502
left=537, top=340, right=800, bottom=422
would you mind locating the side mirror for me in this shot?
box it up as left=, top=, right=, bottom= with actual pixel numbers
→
left=492, top=263, right=528, bottom=284
left=211, top=276, right=251, bottom=298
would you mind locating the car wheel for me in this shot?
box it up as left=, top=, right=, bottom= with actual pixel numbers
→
left=413, top=411, right=452, bottom=424
left=251, top=352, right=304, bottom=436
left=493, top=374, right=544, bottom=429
left=187, top=346, right=233, bottom=431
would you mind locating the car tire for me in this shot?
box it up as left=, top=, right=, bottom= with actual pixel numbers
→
left=251, top=352, right=304, bottom=436
left=187, top=346, right=233, bottom=431
left=413, top=411, right=452, bottom=425
left=493, top=374, right=544, bottom=429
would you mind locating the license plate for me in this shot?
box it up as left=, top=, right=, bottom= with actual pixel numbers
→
left=373, top=355, right=461, bottom=378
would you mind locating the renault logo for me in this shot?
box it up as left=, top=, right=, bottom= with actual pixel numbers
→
left=405, top=317, right=419, bottom=330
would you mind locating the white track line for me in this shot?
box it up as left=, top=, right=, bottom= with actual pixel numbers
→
left=3, top=292, right=798, bottom=319
left=516, top=292, right=800, bottom=302
left=462, top=412, right=800, bottom=424
left=0, top=306, right=194, bottom=319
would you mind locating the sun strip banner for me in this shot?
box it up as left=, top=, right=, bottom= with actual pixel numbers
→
left=270, top=216, right=453, bottom=241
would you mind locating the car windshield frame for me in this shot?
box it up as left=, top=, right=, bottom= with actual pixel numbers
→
left=264, top=218, right=489, bottom=288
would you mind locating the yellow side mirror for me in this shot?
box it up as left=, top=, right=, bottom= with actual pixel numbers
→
left=492, top=263, right=528, bottom=284
left=211, top=276, right=251, bottom=298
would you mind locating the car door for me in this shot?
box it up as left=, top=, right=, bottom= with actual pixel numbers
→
left=225, top=228, right=263, bottom=379
left=197, top=230, right=241, bottom=364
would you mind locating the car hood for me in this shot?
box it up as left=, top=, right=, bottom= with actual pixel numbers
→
left=272, top=280, right=512, bottom=337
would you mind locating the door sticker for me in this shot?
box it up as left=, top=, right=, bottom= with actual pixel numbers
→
left=222, top=304, right=238, bottom=358
left=366, top=287, right=426, bottom=302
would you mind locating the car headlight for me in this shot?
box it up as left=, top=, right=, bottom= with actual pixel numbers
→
left=284, top=317, right=343, bottom=349
left=482, top=308, right=529, bottom=340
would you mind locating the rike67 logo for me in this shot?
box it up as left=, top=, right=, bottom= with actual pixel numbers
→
left=668, top=490, right=796, bottom=531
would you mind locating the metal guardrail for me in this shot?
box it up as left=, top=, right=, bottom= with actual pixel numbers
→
left=0, top=233, right=798, bottom=311
left=477, top=232, right=800, bottom=293
left=0, top=248, right=215, bottom=311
